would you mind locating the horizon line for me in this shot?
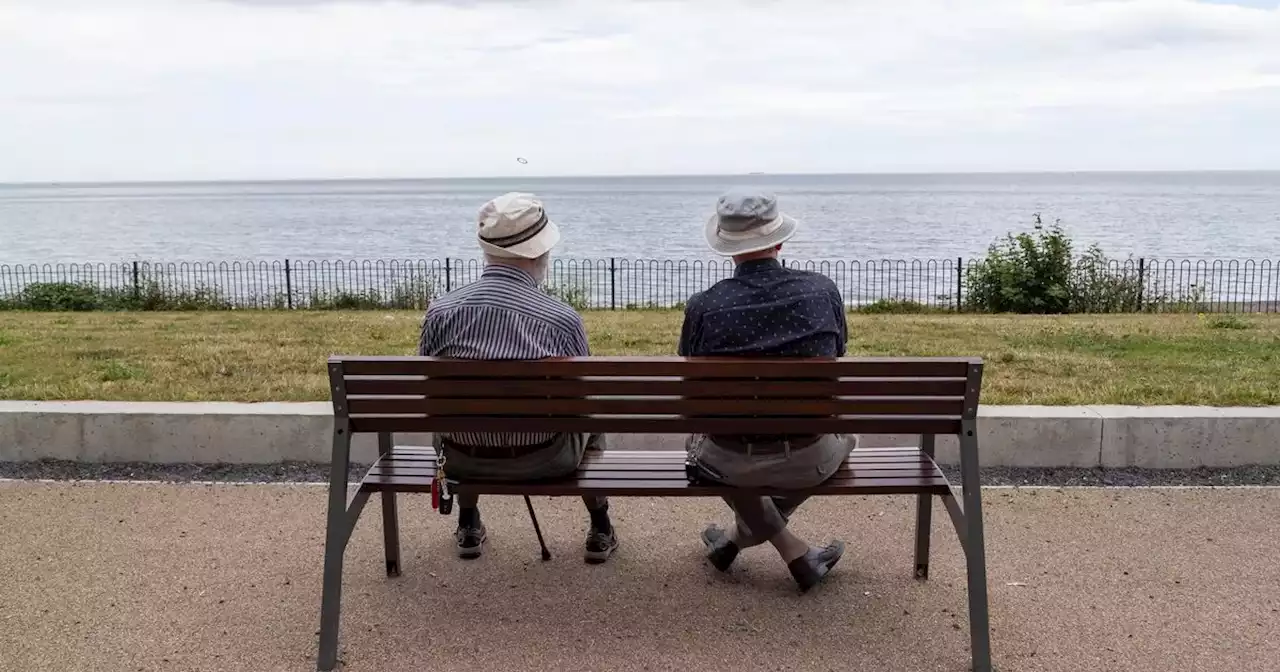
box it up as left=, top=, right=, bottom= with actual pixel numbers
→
left=3, top=168, right=1280, bottom=188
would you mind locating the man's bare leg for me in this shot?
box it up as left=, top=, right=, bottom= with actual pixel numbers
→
left=705, top=495, right=844, bottom=591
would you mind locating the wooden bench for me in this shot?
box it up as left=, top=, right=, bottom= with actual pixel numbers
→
left=318, top=356, right=992, bottom=672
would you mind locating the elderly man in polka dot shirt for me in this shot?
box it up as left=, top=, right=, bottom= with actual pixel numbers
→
left=681, top=188, right=854, bottom=592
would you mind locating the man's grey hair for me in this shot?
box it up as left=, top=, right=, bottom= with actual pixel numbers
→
left=484, top=252, right=551, bottom=283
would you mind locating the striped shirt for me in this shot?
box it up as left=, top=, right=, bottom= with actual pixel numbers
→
left=417, top=263, right=589, bottom=448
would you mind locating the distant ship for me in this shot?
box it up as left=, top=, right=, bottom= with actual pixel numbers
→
left=748, top=171, right=765, bottom=175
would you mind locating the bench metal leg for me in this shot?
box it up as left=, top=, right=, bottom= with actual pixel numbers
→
left=378, top=432, right=402, bottom=577
left=913, top=434, right=936, bottom=580
left=959, top=422, right=993, bottom=672
left=318, top=423, right=353, bottom=672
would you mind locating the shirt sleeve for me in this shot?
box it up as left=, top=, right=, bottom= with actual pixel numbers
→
left=678, top=298, right=701, bottom=356
left=417, top=310, right=436, bottom=356
left=564, top=317, right=590, bottom=357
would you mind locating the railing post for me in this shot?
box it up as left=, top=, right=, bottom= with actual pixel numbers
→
left=284, top=259, right=294, bottom=310
left=609, top=257, right=617, bottom=310
left=131, top=261, right=140, bottom=299
left=1136, top=258, right=1145, bottom=312
left=955, top=257, right=963, bottom=312
left=444, top=258, right=452, bottom=292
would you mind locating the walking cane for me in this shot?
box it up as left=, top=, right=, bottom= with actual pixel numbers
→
left=524, top=495, right=552, bottom=561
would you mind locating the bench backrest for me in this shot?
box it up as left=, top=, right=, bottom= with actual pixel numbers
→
left=329, top=356, right=983, bottom=436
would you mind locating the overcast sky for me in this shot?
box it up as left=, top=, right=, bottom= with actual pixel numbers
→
left=2, top=0, right=1279, bottom=182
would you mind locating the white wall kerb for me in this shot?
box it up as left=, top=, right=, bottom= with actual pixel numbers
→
left=1, top=401, right=1278, bottom=468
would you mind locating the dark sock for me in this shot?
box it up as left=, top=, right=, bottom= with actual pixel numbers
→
left=588, top=505, right=612, bottom=533
left=458, top=506, right=480, bottom=529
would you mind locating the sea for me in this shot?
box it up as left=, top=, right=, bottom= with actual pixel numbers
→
left=2, top=172, right=1279, bottom=265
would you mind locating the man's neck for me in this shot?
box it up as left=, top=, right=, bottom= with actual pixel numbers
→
left=734, top=256, right=782, bottom=275
left=483, top=261, right=539, bottom=284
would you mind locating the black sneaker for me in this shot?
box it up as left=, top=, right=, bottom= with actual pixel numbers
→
left=787, top=541, right=845, bottom=592
left=456, top=522, right=487, bottom=559
left=584, top=526, right=619, bottom=564
left=701, top=524, right=740, bottom=573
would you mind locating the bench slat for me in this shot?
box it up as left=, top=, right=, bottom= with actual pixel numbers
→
left=349, top=415, right=962, bottom=435
left=389, top=446, right=927, bottom=457
left=357, top=446, right=950, bottom=497
left=346, top=397, right=964, bottom=416
left=385, top=447, right=929, bottom=460
left=364, top=465, right=939, bottom=480
left=343, top=377, right=970, bottom=398
left=358, top=473, right=951, bottom=496
left=335, top=356, right=976, bottom=378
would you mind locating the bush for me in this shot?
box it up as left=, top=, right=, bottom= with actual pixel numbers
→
left=965, top=215, right=1073, bottom=313
left=103, top=282, right=232, bottom=311
left=542, top=282, right=591, bottom=311
left=1068, top=247, right=1144, bottom=313
left=965, top=214, right=1146, bottom=314
left=307, top=290, right=389, bottom=310
left=4, top=282, right=104, bottom=311
left=0, top=281, right=232, bottom=311
left=855, top=299, right=943, bottom=314
left=306, top=277, right=436, bottom=310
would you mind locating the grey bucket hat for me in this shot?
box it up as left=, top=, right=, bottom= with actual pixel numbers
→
left=703, top=188, right=798, bottom=256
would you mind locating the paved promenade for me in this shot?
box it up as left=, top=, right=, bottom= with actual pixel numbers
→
left=1, top=483, right=1277, bottom=671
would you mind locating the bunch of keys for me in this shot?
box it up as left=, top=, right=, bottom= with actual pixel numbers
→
left=431, top=452, right=453, bottom=515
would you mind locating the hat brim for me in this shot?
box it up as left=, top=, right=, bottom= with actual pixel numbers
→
left=478, top=219, right=562, bottom=259
left=704, top=214, right=798, bottom=256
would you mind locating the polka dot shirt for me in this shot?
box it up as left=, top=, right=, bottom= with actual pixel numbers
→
left=678, top=258, right=847, bottom=358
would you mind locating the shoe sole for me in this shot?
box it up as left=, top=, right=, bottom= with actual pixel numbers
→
left=457, top=533, right=488, bottom=559
left=797, top=542, right=846, bottom=592
left=701, top=526, right=736, bottom=573
left=584, top=538, right=619, bottom=564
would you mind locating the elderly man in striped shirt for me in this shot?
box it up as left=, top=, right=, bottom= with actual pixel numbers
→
left=417, top=192, right=618, bottom=562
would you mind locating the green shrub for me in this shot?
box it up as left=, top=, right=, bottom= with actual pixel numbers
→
left=4, top=282, right=104, bottom=311
left=308, top=290, right=386, bottom=310
left=384, top=276, right=437, bottom=310
left=1068, top=246, right=1144, bottom=313
left=1148, top=283, right=1207, bottom=314
left=306, top=277, right=436, bottom=310
left=965, top=215, right=1073, bottom=313
left=0, top=280, right=233, bottom=311
left=542, top=282, right=592, bottom=311
left=856, top=299, right=943, bottom=314
left=966, top=215, right=1149, bottom=314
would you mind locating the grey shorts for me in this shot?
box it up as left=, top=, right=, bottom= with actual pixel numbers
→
left=439, top=433, right=601, bottom=482
left=687, top=434, right=855, bottom=489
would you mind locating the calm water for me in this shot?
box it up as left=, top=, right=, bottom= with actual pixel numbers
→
left=2, top=172, right=1279, bottom=265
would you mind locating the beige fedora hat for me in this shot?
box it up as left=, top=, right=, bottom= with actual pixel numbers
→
left=704, top=188, right=798, bottom=256
left=476, top=192, right=562, bottom=259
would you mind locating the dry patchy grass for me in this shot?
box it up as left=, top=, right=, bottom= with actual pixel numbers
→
left=0, top=311, right=1277, bottom=405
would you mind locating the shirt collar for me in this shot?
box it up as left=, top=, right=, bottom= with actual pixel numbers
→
left=482, top=263, right=539, bottom=287
left=734, top=258, right=783, bottom=277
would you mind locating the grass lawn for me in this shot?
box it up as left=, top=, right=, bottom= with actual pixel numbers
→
left=0, top=311, right=1277, bottom=405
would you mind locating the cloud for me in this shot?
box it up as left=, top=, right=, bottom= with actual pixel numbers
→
left=0, top=0, right=1278, bottom=181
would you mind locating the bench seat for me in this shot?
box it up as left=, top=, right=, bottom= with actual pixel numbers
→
left=359, top=446, right=952, bottom=496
